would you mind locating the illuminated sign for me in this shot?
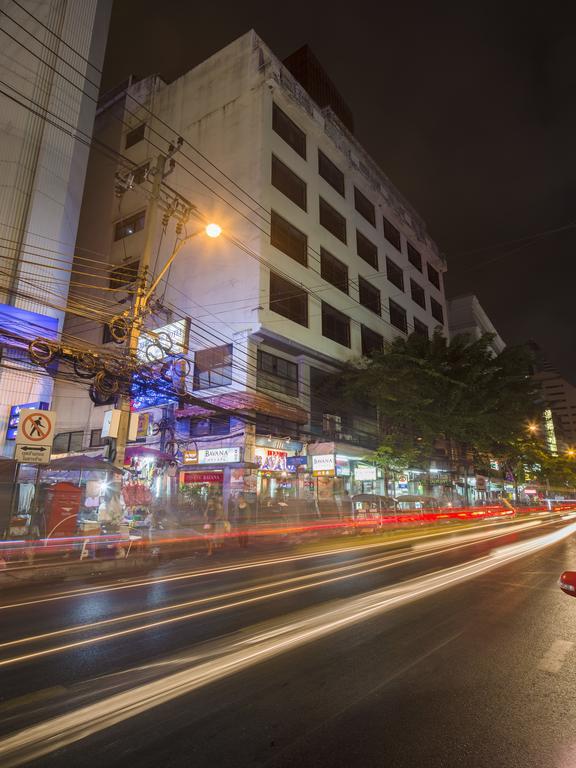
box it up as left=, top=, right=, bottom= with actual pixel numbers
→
left=182, top=449, right=198, bottom=464
left=6, top=401, right=48, bottom=441
left=312, top=454, right=335, bottom=477
left=336, top=457, right=350, bottom=477
left=543, top=409, right=557, bottom=456
left=0, top=304, right=58, bottom=354
left=354, top=466, right=377, bottom=481
left=254, top=447, right=287, bottom=471
left=198, top=446, right=241, bottom=464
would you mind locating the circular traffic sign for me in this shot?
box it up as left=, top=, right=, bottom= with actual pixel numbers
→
left=21, top=412, right=53, bottom=442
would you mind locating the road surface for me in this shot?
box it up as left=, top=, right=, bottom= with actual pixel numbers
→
left=0, top=515, right=575, bottom=767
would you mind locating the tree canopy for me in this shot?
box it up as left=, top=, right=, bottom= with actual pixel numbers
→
left=346, top=330, right=542, bottom=471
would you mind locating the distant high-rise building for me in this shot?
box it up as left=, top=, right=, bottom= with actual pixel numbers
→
left=0, top=0, right=112, bottom=454
left=528, top=341, right=576, bottom=449
left=447, top=294, right=505, bottom=355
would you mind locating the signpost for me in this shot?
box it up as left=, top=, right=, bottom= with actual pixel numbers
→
left=15, top=409, right=56, bottom=465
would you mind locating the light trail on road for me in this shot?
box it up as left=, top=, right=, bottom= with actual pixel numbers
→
left=1, top=519, right=574, bottom=768
left=0, top=517, right=543, bottom=612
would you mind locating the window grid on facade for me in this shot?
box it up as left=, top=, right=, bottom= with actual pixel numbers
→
left=389, top=298, right=408, bottom=333
left=318, top=150, right=345, bottom=196
left=258, top=350, right=299, bottom=397
left=383, top=215, right=401, bottom=251
left=90, top=428, right=108, bottom=447
left=361, top=324, right=384, bottom=356
left=114, top=210, right=145, bottom=241
left=320, top=247, right=349, bottom=294
left=386, top=256, right=404, bottom=291
left=272, top=103, right=306, bottom=159
left=427, top=263, right=441, bottom=290
left=321, top=301, right=351, bottom=347
left=190, top=416, right=230, bottom=437
left=413, top=317, right=428, bottom=338
left=269, top=272, right=308, bottom=327
left=193, top=344, right=233, bottom=390
left=354, top=187, right=376, bottom=226
left=430, top=297, right=444, bottom=324
left=125, top=123, right=145, bottom=148
left=271, top=154, right=307, bottom=211
left=407, top=242, right=422, bottom=271
left=270, top=210, right=308, bottom=266
left=359, top=276, right=381, bottom=315
left=356, top=230, right=378, bottom=269
left=410, top=278, right=426, bottom=309
left=319, top=197, right=347, bottom=243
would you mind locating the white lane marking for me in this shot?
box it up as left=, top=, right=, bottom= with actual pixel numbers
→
left=538, top=640, right=574, bottom=673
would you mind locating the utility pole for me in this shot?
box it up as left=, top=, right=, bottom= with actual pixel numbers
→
left=112, top=152, right=168, bottom=470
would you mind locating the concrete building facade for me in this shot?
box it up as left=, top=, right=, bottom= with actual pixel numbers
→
left=0, top=0, right=112, bottom=454
left=52, top=31, right=448, bottom=506
left=447, top=294, right=505, bottom=355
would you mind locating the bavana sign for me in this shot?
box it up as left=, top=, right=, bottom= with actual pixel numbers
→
left=197, top=447, right=241, bottom=464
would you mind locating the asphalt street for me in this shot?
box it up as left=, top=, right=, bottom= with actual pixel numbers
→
left=1, top=515, right=576, bottom=767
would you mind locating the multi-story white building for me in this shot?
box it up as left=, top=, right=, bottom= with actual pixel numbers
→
left=447, top=294, right=505, bottom=355
left=0, top=0, right=112, bottom=455
left=53, top=31, right=448, bottom=506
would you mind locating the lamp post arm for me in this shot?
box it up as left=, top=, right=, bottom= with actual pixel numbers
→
left=144, top=229, right=203, bottom=305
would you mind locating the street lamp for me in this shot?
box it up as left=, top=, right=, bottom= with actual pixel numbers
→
left=567, top=449, right=575, bottom=459
left=144, top=223, right=222, bottom=301
left=527, top=422, right=538, bottom=434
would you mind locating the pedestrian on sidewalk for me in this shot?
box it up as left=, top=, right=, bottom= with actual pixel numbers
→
left=235, top=493, right=251, bottom=548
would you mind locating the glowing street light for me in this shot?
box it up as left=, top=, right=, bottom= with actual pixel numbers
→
left=527, top=422, right=538, bottom=434
left=567, top=448, right=575, bottom=459
left=205, top=223, right=222, bottom=238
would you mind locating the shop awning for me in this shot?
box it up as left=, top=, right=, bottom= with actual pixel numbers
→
left=176, top=391, right=308, bottom=424
left=46, top=456, right=122, bottom=473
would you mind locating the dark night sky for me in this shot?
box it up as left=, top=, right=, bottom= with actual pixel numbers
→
left=102, top=1, right=576, bottom=379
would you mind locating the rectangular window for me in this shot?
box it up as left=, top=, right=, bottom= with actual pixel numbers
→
left=354, top=187, right=376, bottom=226
left=90, top=428, right=108, bottom=447
left=407, top=242, right=422, bottom=271
left=410, top=278, right=426, bottom=309
left=190, top=416, right=230, bottom=437
left=271, top=155, right=307, bottom=211
left=114, top=210, right=145, bottom=241
left=273, top=103, right=306, bottom=159
left=321, top=302, right=351, bottom=347
left=430, top=297, right=444, bottom=324
left=53, top=431, right=84, bottom=454
left=356, top=230, right=378, bottom=269
left=270, top=210, right=308, bottom=266
left=132, top=162, right=149, bottom=185
left=413, top=317, right=428, bottom=338
left=361, top=325, right=384, bottom=356
left=318, top=150, right=345, bottom=196
left=319, top=197, right=347, bottom=243
left=125, top=123, right=145, bottom=148
left=427, top=263, right=441, bottom=290
left=258, top=350, right=299, bottom=397
left=269, top=272, right=308, bottom=327
left=193, top=344, right=233, bottom=390
left=359, top=276, right=381, bottom=315
left=389, top=298, right=408, bottom=333
left=321, top=248, right=348, bottom=294
left=109, top=260, right=139, bottom=290
left=386, top=256, right=404, bottom=291
left=383, top=215, right=401, bottom=251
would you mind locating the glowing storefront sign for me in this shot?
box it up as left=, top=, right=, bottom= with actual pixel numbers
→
left=254, top=447, right=288, bottom=471
left=197, top=446, right=241, bottom=464
left=543, top=408, right=557, bottom=456
left=354, top=465, right=377, bottom=481
left=312, top=454, right=335, bottom=477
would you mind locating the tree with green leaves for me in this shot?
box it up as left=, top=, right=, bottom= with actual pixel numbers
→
left=346, top=330, right=542, bottom=500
